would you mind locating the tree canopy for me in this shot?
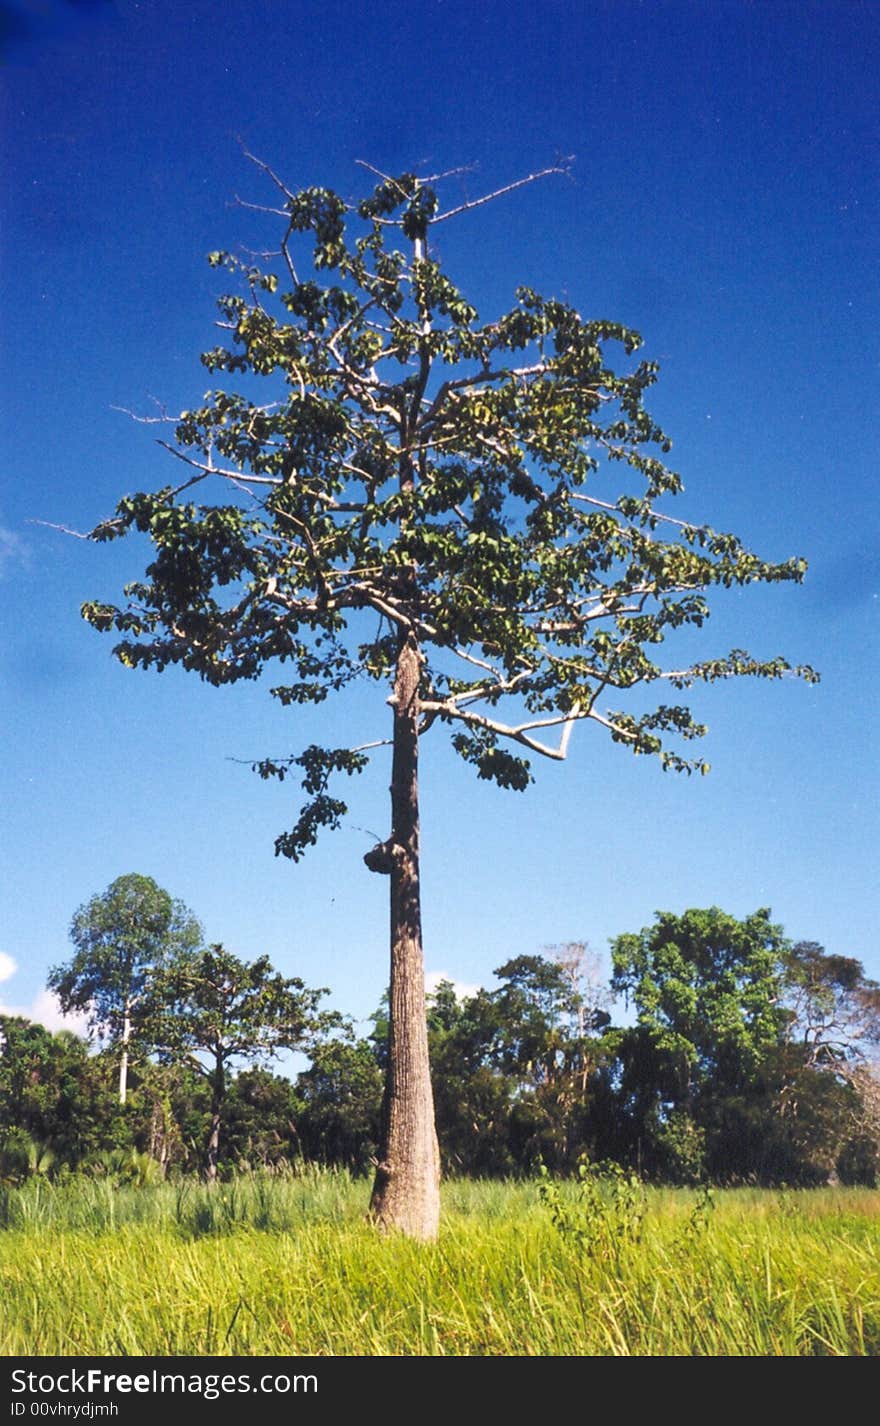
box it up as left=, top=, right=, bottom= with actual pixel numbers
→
left=611, top=906, right=790, bottom=1086
left=84, top=161, right=816, bottom=837
left=48, top=873, right=202, bottom=1104
left=148, top=943, right=328, bottom=1179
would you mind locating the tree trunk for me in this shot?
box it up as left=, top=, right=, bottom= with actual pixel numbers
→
left=118, top=1001, right=131, bottom=1106
left=148, top=1099, right=169, bottom=1174
left=369, top=631, right=440, bottom=1239
left=206, top=1063, right=224, bottom=1184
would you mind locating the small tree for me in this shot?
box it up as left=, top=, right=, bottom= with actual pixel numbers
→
left=149, top=944, right=325, bottom=1180
left=48, top=873, right=202, bottom=1105
left=81, top=161, right=816, bottom=1236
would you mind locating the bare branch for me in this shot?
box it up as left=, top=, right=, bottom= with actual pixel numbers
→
left=585, top=708, right=637, bottom=740
left=354, top=161, right=412, bottom=200
left=155, top=442, right=282, bottom=487
left=231, top=195, right=289, bottom=219
left=238, top=142, right=298, bottom=203
left=110, top=404, right=176, bottom=426
left=29, top=518, right=98, bottom=541
left=417, top=163, right=480, bottom=184
left=433, top=161, right=574, bottom=225
left=279, top=224, right=301, bottom=288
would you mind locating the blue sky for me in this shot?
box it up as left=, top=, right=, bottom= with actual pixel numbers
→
left=1, top=0, right=878, bottom=1035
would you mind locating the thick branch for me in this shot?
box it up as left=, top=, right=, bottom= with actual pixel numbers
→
left=420, top=698, right=582, bottom=760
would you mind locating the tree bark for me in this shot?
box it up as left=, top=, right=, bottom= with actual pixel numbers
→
left=118, top=1001, right=131, bottom=1106
left=369, top=631, right=441, bottom=1239
left=206, top=1062, right=224, bottom=1183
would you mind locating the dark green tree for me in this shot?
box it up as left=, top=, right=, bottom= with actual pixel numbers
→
left=80, top=161, right=816, bottom=1236
left=223, top=1068, right=303, bottom=1172
left=149, top=944, right=325, bottom=1180
left=425, top=959, right=611, bottom=1175
left=488, top=954, right=610, bottom=1171
left=425, top=982, right=515, bottom=1176
left=48, top=873, right=202, bottom=1105
left=0, top=1016, right=127, bottom=1172
left=610, top=907, right=794, bottom=1179
left=612, top=909, right=789, bottom=1087
left=126, top=1058, right=212, bottom=1175
left=295, top=1035, right=384, bottom=1172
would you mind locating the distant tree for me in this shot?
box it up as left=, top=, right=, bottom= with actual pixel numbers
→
left=492, top=955, right=613, bottom=1169
left=548, top=941, right=612, bottom=1047
left=126, top=1059, right=210, bottom=1175
left=224, top=1068, right=303, bottom=1171
left=491, top=954, right=597, bottom=1087
left=839, top=1063, right=880, bottom=1186
left=426, top=982, right=514, bottom=1176
left=610, top=907, right=791, bottom=1179
left=80, top=161, right=817, bottom=1236
left=150, top=945, right=325, bottom=1180
left=0, top=1015, right=126, bottom=1170
left=296, top=1035, right=384, bottom=1172
left=424, top=959, right=611, bottom=1174
left=781, top=942, right=880, bottom=1075
left=775, top=943, right=880, bottom=1182
left=612, top=907, right=789, bottom=1095
left=48, top=873, right=202, bottom=1104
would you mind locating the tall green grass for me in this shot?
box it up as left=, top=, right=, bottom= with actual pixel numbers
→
left=0, top=1174, right=877, bottom=1355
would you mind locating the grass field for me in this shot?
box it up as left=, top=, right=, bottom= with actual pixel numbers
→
left=1, top=1171, right=878, bottom=1355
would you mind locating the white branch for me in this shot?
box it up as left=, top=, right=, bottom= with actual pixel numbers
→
left=569, top=490, right=711, bottom=538
left=29, top=517, right=97, bottom=540
left=433, top=162, right=574, bottom=225
left=586, top=708, right=637, bottom=740
left=421, top=699, right=582, bottom=760
left=155, top=442, right=282, bottom=487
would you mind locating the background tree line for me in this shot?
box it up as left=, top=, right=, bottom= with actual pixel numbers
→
left=1, top=879, right=878, bottom=1188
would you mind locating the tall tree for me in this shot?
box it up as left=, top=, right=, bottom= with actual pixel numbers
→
left=48, top=873, right=202, bottom=1104
left=149, top=944, right=325, bottom=1180
left=80, top=161, right=816, bottom=1236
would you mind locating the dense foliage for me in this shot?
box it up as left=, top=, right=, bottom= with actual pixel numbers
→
left=2, top=906, right=877, bottom=1188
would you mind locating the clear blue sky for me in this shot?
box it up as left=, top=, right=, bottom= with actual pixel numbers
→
left=1, top=0, right=878, bottom=1034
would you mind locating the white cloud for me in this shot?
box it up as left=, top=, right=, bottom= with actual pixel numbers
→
left=0, top=956, right=89, bottom=1036
left=425, top=969, right=482, bottom=1003
left=26, top=990, right=89, bottom=1037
